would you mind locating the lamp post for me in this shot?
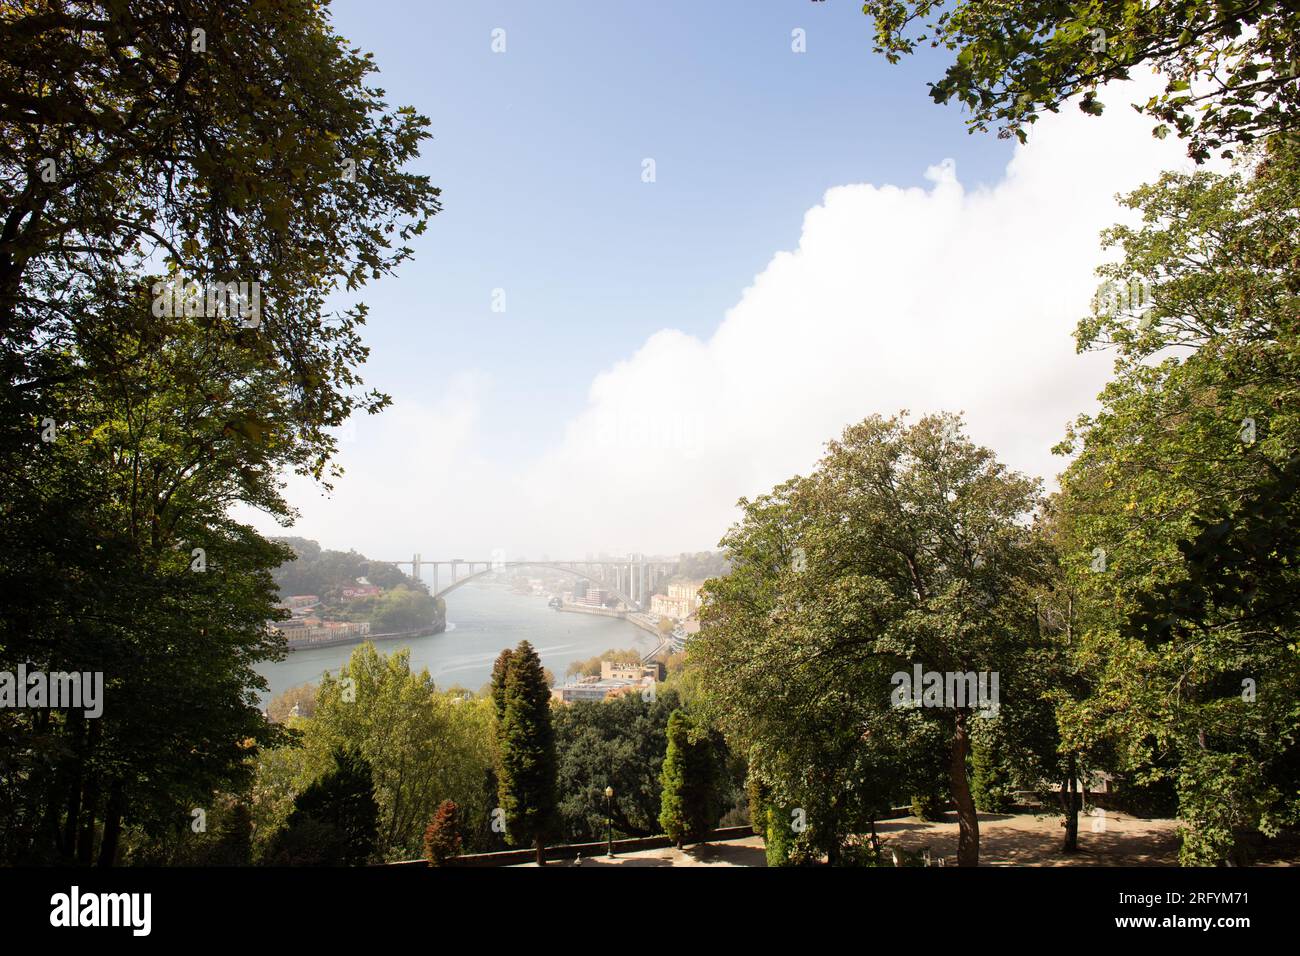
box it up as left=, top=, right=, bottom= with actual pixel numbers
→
left=605, top=786, right=615, bottom=858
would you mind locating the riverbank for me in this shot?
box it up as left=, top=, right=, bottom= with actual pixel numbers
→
left=553, top=603, right=626, bottom=620
left=256, top=581, right=654, bottom=705
left=285, top=622, right=443, bottom=652
left=553, top=602, right=662, bottom=640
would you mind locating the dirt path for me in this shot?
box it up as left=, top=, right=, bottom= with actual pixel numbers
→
left=877, top=810, right=1181, bottom=866
left=521, top=812, right=1181, bottom=866
left=518, top=812, right=1297, bottom=866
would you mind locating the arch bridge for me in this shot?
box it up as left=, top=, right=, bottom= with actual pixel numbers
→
left=381, top=555, right=677, bottom=612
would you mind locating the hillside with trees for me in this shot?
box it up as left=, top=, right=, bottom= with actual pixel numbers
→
left=269, top=537, right=411, bottom=599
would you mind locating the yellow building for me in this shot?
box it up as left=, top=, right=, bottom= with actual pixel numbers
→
left=649, top=581, right=703, bottom=620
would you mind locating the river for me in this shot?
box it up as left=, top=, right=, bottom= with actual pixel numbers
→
left=254, top=579, right=655, bottom=705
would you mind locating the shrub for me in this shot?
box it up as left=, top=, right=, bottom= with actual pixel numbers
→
left=764, top=805, right=794, bottom=867
left=970, top=727, right=1016, bottom=812
left=910, top=793, right=946, bottom=821
left=423, top=800, right=462, bottom=866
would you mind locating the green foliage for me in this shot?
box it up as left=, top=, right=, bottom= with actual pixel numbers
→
left=266, top=747, right=379, bottom=866
left=861, top=1, right=1300, bottom=161
left=252, top=644, right=496, bottom=861
left=270, top=538, right=411, bottom=596
left=745, top=771, right=766, bottom=835
left=970, top=722, right=1017, bottom=813
left=658, top=709, right=722, bottom=847
left=907, top=713, right=954, bottom=821
left=1054, top=137, right=1300, bottom=863
left=674, top=551, right=731, bottom=581
left=370, top=584, right=443, bottom=633
left=209, top=802, right=255, bottom=867
left=1107, top=772, right=1179, bottom=820
left=117, top=794, right=255, bottom=866
left=564, top=647, right=643, bottom=679
left=694, top=412, right=1049, bottom=865
left=423, top=800, right=462, bottom=866
left=0, top=0, right=439, bottom=866
left=267, top=683, right=319, bottom=724
left=764, top=804, right=795, bottom=867
left=311, top=644, right=495, bottom=858
left=553, top=689, right=683, bottom=841
left=492, top=641, right=558, bottom=854
left=909, top=794, right=944, bottom=823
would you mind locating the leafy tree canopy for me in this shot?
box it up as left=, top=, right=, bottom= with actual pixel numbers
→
left=862, top=0, right=1300, bottom=161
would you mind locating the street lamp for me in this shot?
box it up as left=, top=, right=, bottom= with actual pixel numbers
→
left=605, top=786, right=615, bottom=858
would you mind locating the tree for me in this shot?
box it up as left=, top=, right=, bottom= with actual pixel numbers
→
left=297, top=643, right=496, bottom=860
left=907, top=714, right=954, bottom=823
left=1054, top=138, right=1300, bottom=864
left=969, top=721, right=1016, bottom=813
left=564, top=647, right=642, bottom=679
left=1, top=1, right=439, bottom=398
left=208, top=802, right=254, bottom=867
left=267, top=683, right=319, bottom=724
left=270, top=538, right=411, bottom=596
left=423, top=800, right=462, bottom=866
left=861, top=1, right=1300, bottom=161
left=763, top=803, right=797, bottom=868
left=492, top=641, right=558, bottom=865
left=553, top=689, right=684, bottom=841
left=370, top=584, right=442, bottom=633
left=0, top=0, right=440, bottom=865
left=696, top=413, right=1048, bottom=865
left=266, top=747, right=378, bottom=866
left=658, top=709, right=721, bottom=848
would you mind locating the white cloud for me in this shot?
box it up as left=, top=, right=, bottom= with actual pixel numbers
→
left=517, top=78, right=1205, bottom=555
left=239, top=371, right=502, bottom=560
left=256, top=76, right=1207, bottom=559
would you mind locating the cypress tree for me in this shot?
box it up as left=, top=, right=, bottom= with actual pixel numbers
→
left=495, top=640, right=557, bottom=865
left=270, top=746, right=379, bottom=866
left=490, top=647, right=514, bottom=721
left=211, top=802, right=253, bottom=866
left=971, top=729, right=1015, bottom=813
left=658, top=709, right=719, bottom=848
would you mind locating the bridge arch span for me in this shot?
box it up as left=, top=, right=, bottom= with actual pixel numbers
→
left=431, top=561, right=637, bottom=609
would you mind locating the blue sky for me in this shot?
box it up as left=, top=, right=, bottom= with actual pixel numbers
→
left=327, top=0, right=1009, bottom=463
left=261, top=2, right=1194, bottom=558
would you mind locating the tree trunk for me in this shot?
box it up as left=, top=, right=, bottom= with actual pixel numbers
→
left=76, top=778, right=100, bottom=866
left=949, top=709, right=979, bottom=866
left=75, top=718, right=102, bottom=865
left=535, top=837, right=545, bottom=866
left=1062, top=754, right=1079, bottom=853
left=97, top=781, right=125, bottom=867
left=61, top=712, right=85, bottom=862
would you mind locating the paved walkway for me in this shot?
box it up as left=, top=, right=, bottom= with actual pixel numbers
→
left=518, top=813, right=1185, bottom=867
left=520, top=837, right=768, bottom=867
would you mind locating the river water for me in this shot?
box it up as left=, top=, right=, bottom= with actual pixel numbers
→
left=254, top=579, right=654, bottom=705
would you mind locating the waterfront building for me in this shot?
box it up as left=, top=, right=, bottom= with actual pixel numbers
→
left=551, top=671, right=655, bottom=704
left=275, top=620, right=372, bottom=646
left=601, top=660, right=663, bottom=682
left=649, top=581, right=703, bottom=620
